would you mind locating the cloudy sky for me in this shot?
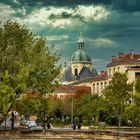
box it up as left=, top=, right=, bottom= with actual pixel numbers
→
left=0, top=0, right=140, bottom=72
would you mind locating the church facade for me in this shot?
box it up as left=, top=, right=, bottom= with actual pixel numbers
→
left=61, top=33, right=97, bottom=84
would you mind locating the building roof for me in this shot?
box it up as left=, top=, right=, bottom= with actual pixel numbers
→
left=61, top=66, right=75, bottom=82
left=79, top=67, right=95, bottom=80
left=94, top=71, right=108, bottom=79
left=55, top=85, right=91, bottom=94
left=71, top=48, right=92, bottom=63
left=92, top=71, right=108, bottom=81
left=107, top=52, right=140, bottom=67
left=61, top=66, right=97, bottom=83
left=71, top=33, right=92, bottom=63
left=70, top=71, right=108, bottom=85
left=121, top=54, right=140, bottom=60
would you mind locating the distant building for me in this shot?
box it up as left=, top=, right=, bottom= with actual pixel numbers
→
left=70, top=50, right=140, bottom=94
left=60, top=34, right=140, bottom=97
left=53, top=85, right=91, bottom=99
left=61, top=33, right=97, bottom=85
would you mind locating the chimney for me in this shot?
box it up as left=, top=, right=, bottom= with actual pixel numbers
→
left=118, top=52, right=123, bottom=60
left=112, top=55, right=116, bottom=62
left=129, top=49, right=134, bottom=59
left=101, top=71, right=104, bottom=74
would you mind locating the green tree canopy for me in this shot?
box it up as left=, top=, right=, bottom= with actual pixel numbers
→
left=0, top=20, right=60, bottom=123
left=135, top=77, right=140, bottom=93
left=103, top=72, right=133, bottom=125
left=125, top=77, right=140, bottom=126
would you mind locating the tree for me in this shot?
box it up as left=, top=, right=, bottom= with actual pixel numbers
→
left=14, top=93, right=41, bottom=119
left=125, top=94, right=140, bottom=127
left=47, top=96, right=64, bottom=118
left=0, top=71, right=15, bottom=119
left=125, top=77, right=140, bottom=126
left=135, top=77, right=140, bottom=93
left=0, top=20, right=60, bottom=124
left=103, top=72, right=133, bottom=137
left=133, top=93, right=140, bottom=126
left=75, top=93, right=105, bottom=126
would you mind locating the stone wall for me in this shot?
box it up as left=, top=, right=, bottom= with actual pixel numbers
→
left=0, top=129, right=140, bottom=140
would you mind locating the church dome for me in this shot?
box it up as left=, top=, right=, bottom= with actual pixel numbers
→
left=71, top=49, right=91, bottom=63
left=71, top=33, right=91, bottom=63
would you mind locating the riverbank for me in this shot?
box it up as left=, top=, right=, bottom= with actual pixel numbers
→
left=0, top=128, right=140, bottom=140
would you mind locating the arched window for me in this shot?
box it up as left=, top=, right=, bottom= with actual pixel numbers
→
left=93, top=83, right=95, bottom=93
left=75, top=68, right=78, bottom=76
left=97, top=83, right=99, bottom=93
left=100, top=82, right=103, bottom=91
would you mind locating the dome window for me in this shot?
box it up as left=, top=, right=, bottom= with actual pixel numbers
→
left=74, top=68, right=78, bottom=76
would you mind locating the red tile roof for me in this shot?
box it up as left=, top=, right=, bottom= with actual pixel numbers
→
left=55, top=85, right=91, bottom=93
left=113, top=54, right=140, bottom=62
left=94, top=71, right=108, bottom=79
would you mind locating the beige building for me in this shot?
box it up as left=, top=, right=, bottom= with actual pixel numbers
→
left=60, top=34, right=140, bottom=96
left=70, top=50, right=140, bottom=94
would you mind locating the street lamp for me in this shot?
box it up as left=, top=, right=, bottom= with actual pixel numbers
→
left=117, top=100, right=121, bottom=140
left=71, top=93, right=74, bottom=126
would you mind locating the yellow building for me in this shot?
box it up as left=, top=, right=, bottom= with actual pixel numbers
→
left=70, top=50, right=140, bottom=94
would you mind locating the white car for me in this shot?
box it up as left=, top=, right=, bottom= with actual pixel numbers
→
left=25, top=121, right=37, bottom=128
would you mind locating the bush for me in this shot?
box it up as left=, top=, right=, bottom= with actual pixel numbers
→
left=82, top=119, right=88, bottom=126
left=65, top=116, right=70, bottom=124
left=74, top=117, right=79, bottom=125
left=54, top=117, right=61, bottom=124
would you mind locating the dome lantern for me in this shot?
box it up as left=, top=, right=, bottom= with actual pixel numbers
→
left=77, top=32, right=84, bottom=49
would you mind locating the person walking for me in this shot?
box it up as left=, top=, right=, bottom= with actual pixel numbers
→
left=10, top=112, right=15, bottom=129
left=72, top=123, right=76, bottom=130
left=77, top=123, right=81, bottom=130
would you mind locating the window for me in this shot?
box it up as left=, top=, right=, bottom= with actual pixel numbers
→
left=135, top=72, right=140, bottom=78
left=118, top=67, right=120, bottom=72
left=113, top=68, right=115, bottom=73
left=60, top=95, right=64, bottom=99
left=74, top=68, right=78, bottom=76
left=100, top=82, right=103, bottom=91
left=93, top=83, right=95, bottom=93
left=96, top=83, right=99, bottom=93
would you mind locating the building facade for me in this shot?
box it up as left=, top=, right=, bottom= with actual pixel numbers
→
left=60, top=34, right=140, bottom=96
left=70, top=50, right=140, bottom=94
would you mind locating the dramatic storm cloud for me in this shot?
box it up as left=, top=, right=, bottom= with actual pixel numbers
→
left=0, top=0, right=140, bottom=72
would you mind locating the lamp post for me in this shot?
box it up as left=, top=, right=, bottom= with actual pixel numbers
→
left=117, top=100, right=121, bottom=140
left=71, top=94, right=74, bottom=126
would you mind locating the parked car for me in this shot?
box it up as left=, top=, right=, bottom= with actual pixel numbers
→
left=26, top=121, right=37, bottom=128
left=21, top=119, right=42, bottom=130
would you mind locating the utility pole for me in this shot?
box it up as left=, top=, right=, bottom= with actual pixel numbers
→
left=117, top=100, right=121, bottom=140
left=71, top=94, right=74, bottom=127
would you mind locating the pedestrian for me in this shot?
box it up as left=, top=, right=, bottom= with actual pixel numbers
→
left=10, top=112, right=15, bottom=129
left=77, top=123, right=81, bottom=130
left=72, top=123, right=76, bottom=130
left=47, top=123, right=51, bottom=129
